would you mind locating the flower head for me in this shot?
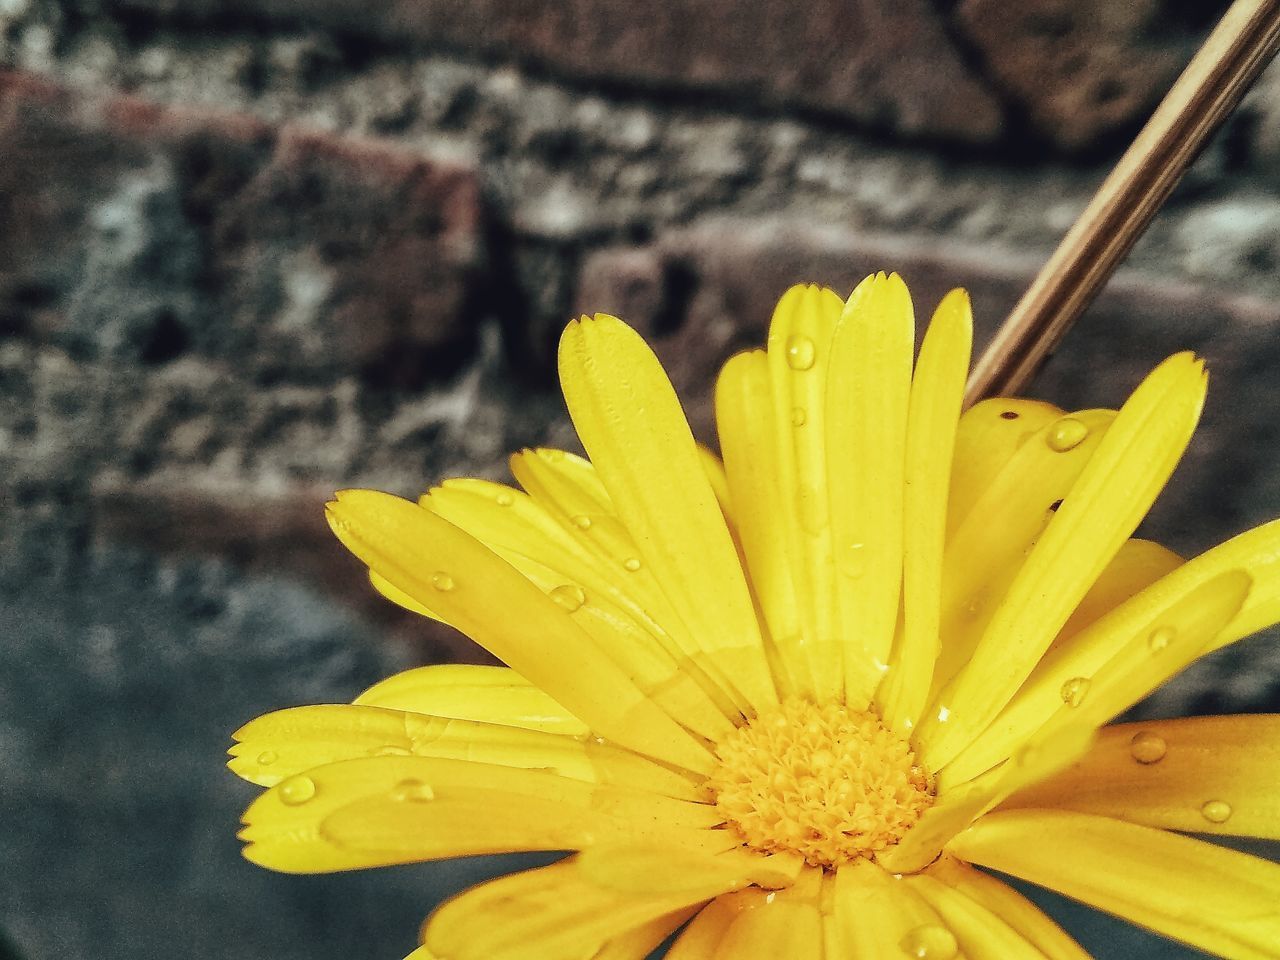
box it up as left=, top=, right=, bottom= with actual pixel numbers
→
left=230, top=274, right=1280, bottom=959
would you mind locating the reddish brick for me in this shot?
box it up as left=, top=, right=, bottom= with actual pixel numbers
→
left=955, top=0, right=1208, bottom=151
left=0, top=70, right=484, bottom=383
left=112, top=0, right=1005, bottom=144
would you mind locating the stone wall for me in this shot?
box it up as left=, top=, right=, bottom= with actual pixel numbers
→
left=3, top=2, right=1279, bottom=958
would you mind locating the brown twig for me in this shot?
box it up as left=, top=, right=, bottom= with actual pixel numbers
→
left=965, top=0, right=1280, bottom=405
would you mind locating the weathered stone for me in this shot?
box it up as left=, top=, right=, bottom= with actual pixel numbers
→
left=108, top=0, right=1005, bottom=143
left=0, top=70, right=485, bottom=384
left=955, top=0, right=1218, bottom=151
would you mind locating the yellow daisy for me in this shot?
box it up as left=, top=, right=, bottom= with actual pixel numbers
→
left=230, top=274, right=1280, bottom=960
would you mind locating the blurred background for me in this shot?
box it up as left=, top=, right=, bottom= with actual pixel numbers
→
left=2, top=1, right=1279, bottom=958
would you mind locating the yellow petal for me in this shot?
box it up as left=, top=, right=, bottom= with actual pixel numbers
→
left=665, top=890, right=772, bottom=960
left=923, top=352, right=1207, bottom=770
left=370, top=569, right=440, bottom=619
left=240, top=755, right=726, bottom=873
left=947, top=398, right=1064, bottom=540
left=428, top=484, right=736, bottom=740
left=697, top=445, right=734, bottom=525
left=829, top=858, right=954, bottom=959
left=424, top=857, right=740, bottom=960
left=228, top=703, right=700, bottom=799
left=825, top=273, right=915, bottom=703
left=945, top=568, right=1250, bottom=786
left=925, top=856, right=1089, bottom=960
left=559, top=314, right=777, bottom=712
left=764, top=284, right=848, bottom=703
left=716, top=896, right=824, bottom=959
left=325, top=490, right=714, bottom=773
left=577, top=845, right=802, bottom=896
left=716, top=349, right=806, bottom=698
left=880, top=288, right=972, bottom=733
left=1052, top=538, right=1183, bottom=649
left=904, top=871, right=1049, bottom=960
left=950, top=809, right=1280, bottom=959
left=932, top=408, right=1116, bottom=691
left=592, top=906, right=701, bottom=960
left=1004, top=715, right=1280, bottom=839
left=353, top=664, right=587, bottom=736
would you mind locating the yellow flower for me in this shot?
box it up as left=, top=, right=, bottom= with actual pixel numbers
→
left=230, top=274, right=1280, bottom=960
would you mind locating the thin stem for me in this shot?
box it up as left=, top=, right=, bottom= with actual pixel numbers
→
left=965, top=0, right=1280, bottom=405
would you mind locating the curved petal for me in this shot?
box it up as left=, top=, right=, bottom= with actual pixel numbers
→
left=1003, top=715, right=1280, bottom=839
left=423, top=857, right=742, bottom=960
left=593, top=906, right=701, bottom=960
left=666, top=890, right=772, bottom=960
left=829, top=858, right=956, bottom=958
left=239, top=755, right=727, bottom=873
left=353, top=664, right=587, bottom=736
left=880, top=287, right=972, bottom=734
left=1053, top=538, right=1183, bottom=649
left=923, top=352, right=1207, bottom=770
left=926, top=856, right=1088, bottom=960
left=947, top=398, right=1064, bottom=540
left=904, top=871, right=1050, bottom=960
left=228, top=703, right=701, bottom=799
left=559, top=314, right=777, bottom=712
left=326, top=490, right=714, bottom=773
left=950, top=809, right=1280, bottom=959
left=765, top=284, right=849, bottom=703
left=825, top=273, right=915, bottom=704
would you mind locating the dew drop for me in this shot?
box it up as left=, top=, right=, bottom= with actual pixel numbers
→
left=572, top=514, right=593, bottom=530
left=390, top=778, right=436, bottom=803
left=1200, top=799, right=1232, bottom=824
left=1147, top=625, right=1176, bottom=652
left=430, top=571, right=455, bottom=591
left=549, top=583, right=587, bottom=612
left=278, top=775, right=316, bottom=806
left=785, top=335, right=816, bottom=371
left=899, top=924, right=958, bottom=959
left=1129, top=730, right=1167, bottom=765
left=622, top=557, right=642, bottom=572
left=1059, top=676, right=1090, bottom=708
left=256, top=750, right=278, bottom=766
left=495, top=491, right=514, bottom=506
left=791, top=406, right=807, bottom=427
left=839, top=542, right=867, bottom=579
left=1046, top=417, right=1089, bottom=452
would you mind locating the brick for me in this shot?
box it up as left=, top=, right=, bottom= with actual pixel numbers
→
left=110, top=0, right=1005, bottom=144
left=0, top=70, right=484, bottom=384
left=955, top=0, right=1210, bottom=151
left=575, top=218, right=1280, bottom=548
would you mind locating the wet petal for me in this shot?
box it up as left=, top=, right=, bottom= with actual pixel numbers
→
left=950, top=809, right=1280, bottom=959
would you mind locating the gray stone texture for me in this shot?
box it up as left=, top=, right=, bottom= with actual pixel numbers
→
left=1, top=0, right=1279, bottom=958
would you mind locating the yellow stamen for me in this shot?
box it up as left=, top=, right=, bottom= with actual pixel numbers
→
left=708, top=699, right=934, bottom=868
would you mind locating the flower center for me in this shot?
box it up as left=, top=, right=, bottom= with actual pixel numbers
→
left=708, top=699, right=934, bottom=868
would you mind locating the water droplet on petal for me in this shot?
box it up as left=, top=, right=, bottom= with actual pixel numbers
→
left=899, top=924, right=958, bottom=959
left=1129, top=730, right=1167, bottom=764
left=430, top=571, right=455, bottom=591
left=1046, top=417, right=1089, bottom=452
left=791, top=406, right=807, bottom=427
left=1200, top=799, right=1232, bottom=824
left=549, top=583, right=586, bottom=612
left=785, top=335, right=816, bottom=371
left=572, top=514, right=592, bottom=530
left=495, top=491, right=514, bottom=506
left=839, top=542, right=866, bottom=579
left=1148, top=625, right=1176, bottom=652
left=390, top=778, right=436, bottom=803
left=622, top=557, right=642, bottom=572
left=256, top=750, right=278, bottom=766
left=1060, top=676, right=1090, bottom=708
left=278, top=775, right=316, bottom=806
